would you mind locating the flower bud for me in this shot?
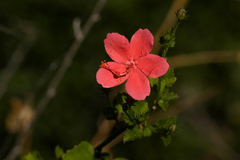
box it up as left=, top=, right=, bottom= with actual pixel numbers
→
left=169, top=124, right=176, bottom=132
left=176, top=8, right=187, bottom=20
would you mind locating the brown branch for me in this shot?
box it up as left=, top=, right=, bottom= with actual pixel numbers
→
left=0, top=24, right=36, bottom=102
left=167, top=50, right=240, bottom=68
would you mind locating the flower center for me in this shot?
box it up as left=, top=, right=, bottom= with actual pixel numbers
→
left=129, top=61, right=135, bottom=68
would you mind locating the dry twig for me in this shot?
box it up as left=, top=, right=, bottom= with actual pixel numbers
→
left=5, top=0, right=107, bottom=159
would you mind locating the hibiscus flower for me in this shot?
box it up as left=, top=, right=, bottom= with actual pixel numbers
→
left=96, top=29, right=169, bottom=100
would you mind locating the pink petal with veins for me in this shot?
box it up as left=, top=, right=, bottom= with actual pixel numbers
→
left=125, top=67, right=150, bottom=100
left=129, top=29, right=154, bottom=60
left=104, top=33, right=130, bottom=64
left=136, top=54, right=169, bottom=78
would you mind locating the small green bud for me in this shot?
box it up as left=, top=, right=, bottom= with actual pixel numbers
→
left=163, top=33, right=171, bottom=41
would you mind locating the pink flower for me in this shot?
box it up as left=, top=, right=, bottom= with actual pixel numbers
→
left=96, top=29, right=169, bottom=100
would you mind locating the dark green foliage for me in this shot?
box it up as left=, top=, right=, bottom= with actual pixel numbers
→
left=155, top=116, right=177, bottom=146
left=123, top=125, right=154, bottom=143
left=157, top=68, right=178, bottom=111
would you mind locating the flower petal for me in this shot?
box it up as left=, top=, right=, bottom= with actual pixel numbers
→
left=96, top=62, right=129, bottom=88
left=125, top=67, right=150, bottom=100
left=136, top=54, right=169, bottom=78
left=129, top=29, right=154, bottom=60
left=104, top=33, right=130, bottom=64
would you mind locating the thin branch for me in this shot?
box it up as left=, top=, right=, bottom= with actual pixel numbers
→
left=0, top=24, right=20, bottom=37
left=5, top=0, right=107, bottom=159
left=0, top=25, right=36, bottom=102
left=167, top=50, right=240, bottom=68
left=35, top=0, right=107, bottom=118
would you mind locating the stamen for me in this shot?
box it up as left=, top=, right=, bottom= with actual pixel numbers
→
left=116, top=72, right=121, bottom=77
left=99, top=60, right=106, bottom=68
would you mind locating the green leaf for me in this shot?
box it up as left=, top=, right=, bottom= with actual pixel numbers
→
left=122, top=109, right=135, bottom=125
left=161, top=92, right=179, bottom=101
left=155, top=116, right=177, bottom=130
left=131, top=100, right=149, bottom=116
left=21, top=151, right=44, bottom=160
left=160, top=77, right=176, bottom=93
left=123, top=127, right=143, bottom=142
left=161, top=135, right=172, bottom=147
left=157, top=100, right=169, bottom=111
left=148, top=77, right=159, bottom=87
left=62, top=141, right=94, bottom=160
left=113, top=158, right=128, bottom=160
left=160, top=68, right=176, bottom=94
left=143, top=126, right=152, bottom=137
left=116, top=104, right=123, bottom=113
left=55, top=145, right=65, bottom=159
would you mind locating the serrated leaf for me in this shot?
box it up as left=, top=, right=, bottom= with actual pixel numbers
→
left=122, top=109, right=135, bottom=125
left=155, top=116, right=177, bottom=130
left=143, top=127, right=152, bottom=137
left=62, top=141, right=94, bottom=160
left=161, top=92, right=179, bottom=101
left=123, top=127, right=143, bottom=142
left=160, top=78, right=176, bottom=93
left=148, top=77, right=159, bottom=87
left=163, top=68, right=175, bottom=79
left=160, top=68, right=177, bottom=94
left=113, top=158, right=128, bottom=160
left=55, top=145, right=65, bottom=159
left=158, top=100, right=169, bottom=111
left=161, top=135, right=172, bottom=147
left=131, top=100, right=149, bottom=116
left=21, top=151, right=44, bottom=160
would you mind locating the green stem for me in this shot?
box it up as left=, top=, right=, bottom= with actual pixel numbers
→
left=173, top=20, right=181, bottom=34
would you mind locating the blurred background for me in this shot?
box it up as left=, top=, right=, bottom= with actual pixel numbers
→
left=0, top=0, right=240, bottom=159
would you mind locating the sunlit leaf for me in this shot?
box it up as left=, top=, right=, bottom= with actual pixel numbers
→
left=55, top=145, right=65, bottom=159
left=123, top=127, right=143, bottom=142
left=62, top=141, right=94, bottom=160
left=131, top=100, right=148, bottom=116
left=148, top=77, right=158, bottom=87
left=21, top=151, right=44, bottom=160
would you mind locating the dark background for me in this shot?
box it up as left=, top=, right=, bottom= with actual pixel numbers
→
left=0, top=0, right=240, bottom=159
